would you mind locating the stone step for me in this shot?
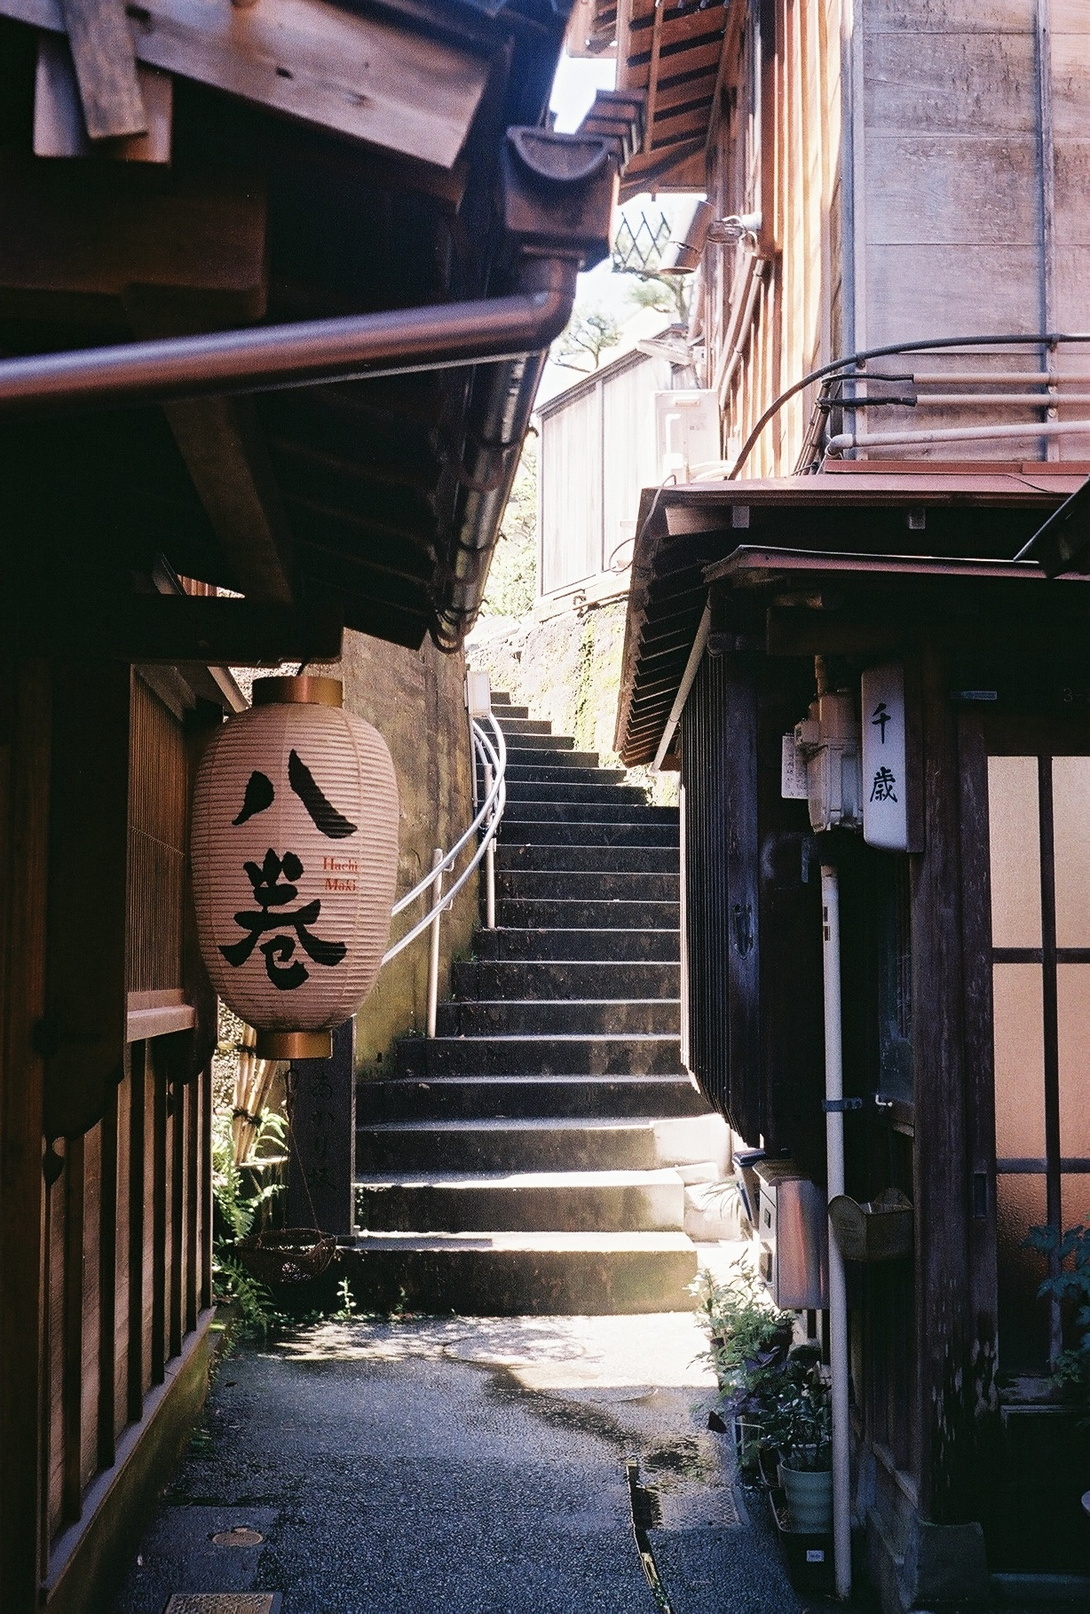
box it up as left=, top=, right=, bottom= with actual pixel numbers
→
left=497, top=717, right=555, bottom=735
left=504, top=763, right=626, bottom=786
left=353, top=1167, right=687, bottom=1233
left=473, top=926, right=680, bottom=962
left=357, top=1112, right=728, bottom=1174
left=358, top=1117, right=662, bottom=1173
left=395, top=1031, right=682, bottom=1076
left=496, top=869, right=679, bottom=902
left=500, top=817, right=678, bottom=848
left=502, top=746, right=601, bottom=769
left=496, top=843, right=678, bottom=874
left=495, top=897, right=680, bottom=930
left=435, top=997, right=680, bottom=1037
left=339, top=1233, right=699, bottom=1316
left=358, top=1073, right=706, bottom=1122
left=504, top=779, right=648, bottom=806
left=451, top=958, right=680, bottom=998
left=497, top=730, right=575, bottom=751
left=490, top=702, right=528, bottom=718
left=501, top=800, right=676, bottom=824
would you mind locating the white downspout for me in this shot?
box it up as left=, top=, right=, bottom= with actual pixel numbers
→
left=821, top=862, right=852, bottom=1601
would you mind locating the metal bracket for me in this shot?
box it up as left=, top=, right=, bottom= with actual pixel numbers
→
left=822, top=1097, right=863, bottom=1113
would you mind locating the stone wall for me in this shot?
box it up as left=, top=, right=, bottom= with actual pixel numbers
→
left=468, top=602, right=677, bottom=803
left=315, top=629, right=477, bottom=1073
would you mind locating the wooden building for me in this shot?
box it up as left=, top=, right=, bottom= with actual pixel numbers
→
left=595, top=0, right=1090, bottom=1607
left=0, top=5, right=623, bottom=1611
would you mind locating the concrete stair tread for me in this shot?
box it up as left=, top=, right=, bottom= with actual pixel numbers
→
left=349, top=1230, right=696, bottom=1252
left=412, top=1032, right=680, bottom=1045
left=361, top=1115, right=694, bottom=1133
left=354, top=1167, right=685, bottom=1188
left=373, top=1074, right=692, bottom=1086
left=448, top=997, right=681, bottom=1010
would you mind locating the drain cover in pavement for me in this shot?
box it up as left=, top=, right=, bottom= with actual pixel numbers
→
left=210, top=1527, right=265, bottom=1546
left=163, top=1597, right=280, bottom=1613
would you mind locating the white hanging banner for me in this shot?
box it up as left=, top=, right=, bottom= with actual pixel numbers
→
left=861, top=664, right=909, bottom=851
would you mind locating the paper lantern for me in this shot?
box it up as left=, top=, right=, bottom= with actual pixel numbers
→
left=191, top=676, right=399, bottom=1059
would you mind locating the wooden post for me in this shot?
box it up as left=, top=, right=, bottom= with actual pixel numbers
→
left=0, top=659, right=52, bottom=1609
left=287, top=1019, right=355, bottom=1236
left=911, top=645, right=973, bottom=1522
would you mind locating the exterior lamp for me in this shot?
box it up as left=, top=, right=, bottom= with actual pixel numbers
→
left=191, top=675, right=399, bottom=1060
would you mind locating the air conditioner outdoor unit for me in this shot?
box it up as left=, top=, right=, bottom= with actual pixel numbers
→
left=654, top=390, right=720, bottom=482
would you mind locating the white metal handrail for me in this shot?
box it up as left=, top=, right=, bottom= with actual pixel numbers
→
left=381, top=710, right=507, bottom=966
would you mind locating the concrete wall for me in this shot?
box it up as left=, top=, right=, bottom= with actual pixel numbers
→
left=467, top=603, right=678, bottom=804
left=468, top=603, right=627, bottom=764
left=316, top=629, right=478, bottom=1073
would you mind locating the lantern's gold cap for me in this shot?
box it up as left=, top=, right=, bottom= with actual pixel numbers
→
left=253, top=676, right=343, bottom=709
left=255, top=1029, right=333, bottom=1060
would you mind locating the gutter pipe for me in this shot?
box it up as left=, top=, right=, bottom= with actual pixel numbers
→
left=821, top=859, right=852, bottom=1602
left=0, top=255, right=577, bottom=416
left=826, top=415, right=1090, bottom=455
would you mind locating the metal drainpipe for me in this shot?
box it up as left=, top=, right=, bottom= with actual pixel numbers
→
left=821, top=861, right=852, bottom=1602
left=434, top=258, right=568, bottom=648
left=0, top=254, right=578, bottom=416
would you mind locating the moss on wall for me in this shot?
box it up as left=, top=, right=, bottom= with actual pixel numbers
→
left=467, top=603, right=677, bottom=803
left=313, top=630, right=477, bottom=1074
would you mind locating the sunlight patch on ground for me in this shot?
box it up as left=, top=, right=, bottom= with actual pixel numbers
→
left=269, top=1310, right=716, bottom=1396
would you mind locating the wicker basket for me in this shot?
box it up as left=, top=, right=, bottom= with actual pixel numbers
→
left=235, top=1228, right=337, bottom=1286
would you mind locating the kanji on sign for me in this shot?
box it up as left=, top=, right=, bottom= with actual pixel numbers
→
left=870, top=767, right=898, bottom=803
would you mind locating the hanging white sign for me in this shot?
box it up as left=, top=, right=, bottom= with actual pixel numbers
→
left=861, top=664, right=909, bottom=851
left=781, top=732, right=809, bottom=799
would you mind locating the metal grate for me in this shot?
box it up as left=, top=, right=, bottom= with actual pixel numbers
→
left=163, top=1596, right=280, bottom=1614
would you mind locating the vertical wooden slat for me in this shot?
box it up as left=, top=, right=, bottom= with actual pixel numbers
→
left=185, top=1075, right=199, bottom=1333
left=61, top=1134, right=85, bottom=1525
left=79, top=1123, right=102, bottom=1493
left=46, top=1155, right=67, bottom=1545
left=97, top=1091, right=119, bottom=1471
left=114, top=1061, right=133, bottom=1441
left=150, top=1046, right=167, bottom=1387
left=127, top=1042, right=147, bottom=1422
left=0, top=658, right=51, bottom=1610
left=169, top=1070, right=184, bottom=1359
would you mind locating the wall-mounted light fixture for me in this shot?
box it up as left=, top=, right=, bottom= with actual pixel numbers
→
left=658, top=199, right=764, bottom=271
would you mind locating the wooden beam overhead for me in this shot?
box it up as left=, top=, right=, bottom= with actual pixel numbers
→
left=5, top=594, right=344, bottom=664
left=2, top=0, right=492, bottom=164
left=0, top=156, right=266, bottom=323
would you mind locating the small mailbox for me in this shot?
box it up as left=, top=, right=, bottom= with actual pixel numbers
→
left=754, top=1158, right=828, bottom=1310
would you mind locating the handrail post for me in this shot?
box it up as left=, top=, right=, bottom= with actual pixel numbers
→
left=426, top=847, right=443, bottom=1039
left=484, top=763, right=496, bottom=929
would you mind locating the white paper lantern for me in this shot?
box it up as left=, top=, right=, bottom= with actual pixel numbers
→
left=191, top=676, right=399, bottom=1059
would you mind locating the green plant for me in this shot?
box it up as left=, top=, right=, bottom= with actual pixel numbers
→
left=691, top=1263, right=793, bottom=1399
left=762, top=1349, right=832, bottom=1472
left=210, top=1108, right=286, bottom=1335
left=1026, top=1218, right=1090, bottom=1419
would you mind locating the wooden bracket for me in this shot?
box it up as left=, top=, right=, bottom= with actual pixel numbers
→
left=59, top=0, right=145, bottom=139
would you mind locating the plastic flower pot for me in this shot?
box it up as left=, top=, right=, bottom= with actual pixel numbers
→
left=779, top=1461, right=833, bottom=1533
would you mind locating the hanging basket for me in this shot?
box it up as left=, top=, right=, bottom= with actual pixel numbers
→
left=235, top=1227, right=337, bottom=1286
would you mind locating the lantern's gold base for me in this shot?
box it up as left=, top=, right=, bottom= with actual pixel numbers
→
left=255, top=1029, right=333, bottom=1061
left=253, top=675, right=342, bottom=708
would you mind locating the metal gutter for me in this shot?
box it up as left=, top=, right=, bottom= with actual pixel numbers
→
left=0, top=256, right=577, bottom=416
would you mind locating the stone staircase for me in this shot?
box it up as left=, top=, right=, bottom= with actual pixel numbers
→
left=348, top=694, right=730, bottom=1314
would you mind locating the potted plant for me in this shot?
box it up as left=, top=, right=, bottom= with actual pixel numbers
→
left=691, top=1265, right=793, bottom=1476
left=764, top=1347, right=833, bottom=1533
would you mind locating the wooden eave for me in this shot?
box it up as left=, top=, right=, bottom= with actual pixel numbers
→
left=612, top=0, right=736, bottom=198
left=615, top=468, right=1090, bottom=765
left=0, top=0, right=568, bottom=652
